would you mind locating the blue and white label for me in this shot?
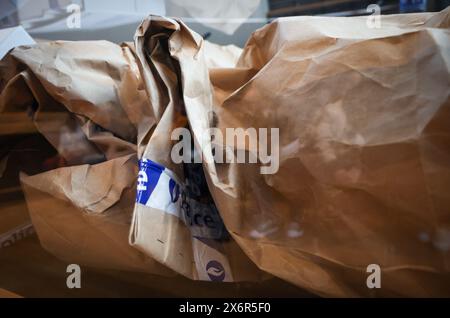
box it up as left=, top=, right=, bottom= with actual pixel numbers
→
left=136, top=159, right=181, bottom=217
left=136, top=158, right=227, bottom=240
left=135, top=158, right=234, bottom=282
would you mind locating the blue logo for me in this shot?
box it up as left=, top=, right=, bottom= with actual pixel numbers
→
left=206, top=260, right=225, bottom=282
left=136, top=159, right=181, bottom=207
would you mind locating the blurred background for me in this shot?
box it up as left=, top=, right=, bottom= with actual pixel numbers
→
left=0, top=0, right=449, bottom=47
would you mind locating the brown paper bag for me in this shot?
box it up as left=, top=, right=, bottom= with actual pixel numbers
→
left=0, top=41, right=147, bottom=165
left=1, top=40, right=169, bottom=275
left=130, top=17, right=265, bottom=282
left=130, top=10, right=450, bottom=296
left=20, top=154, right=173, bottom=275
left=177, top=10, right=450, bottom=296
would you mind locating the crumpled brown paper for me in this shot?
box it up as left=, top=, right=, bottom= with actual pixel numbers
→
left=131, top=9, right=450, bottom=296
left=0, top=40, right=144, bottom=165
left=0, top=40, right=171, bottom=275
left=210, top=9, right=450, bottom=297
left=129, top=17, right=265, bottom=282
left=1, top=7, right=449, bottom=296
left=1, top=36, right=260, bottom=281
left=20, top=154, right=173, bottom=275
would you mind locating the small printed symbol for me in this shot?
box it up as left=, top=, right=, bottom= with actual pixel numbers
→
left=206, top=260, right=225, bottom=282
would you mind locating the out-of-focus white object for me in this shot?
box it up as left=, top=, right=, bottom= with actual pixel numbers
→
left=0, top=0, right=266, bottom=46
left=0, top=26, right=35, bottom=59
left=168, top=0, right=261, bottom=35
left=14, top=0, right=75, bottom=21
left=4, top=0, right=166, bottom=43
left=203, top=41, right=242, bottom=68
left=84, top=0, right=166, bottom=14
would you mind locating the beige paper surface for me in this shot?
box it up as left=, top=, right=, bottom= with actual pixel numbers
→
left=208, top=11, right=450, bottom=296
left=0, top=41, right=145, bottom=165
left=0, top=40, right=168, bottom=275
left=20, top=154, right=174, bottom=275
left=133, top=10, right=450, bottom=296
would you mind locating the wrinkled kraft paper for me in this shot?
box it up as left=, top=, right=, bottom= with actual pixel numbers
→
left=0, top=41, right=173, bottom=275
left=132, top=9, right=450, bottom=296
left=0, top=40, right=143, bottom=165
left=20, top=154, right=173, bottom=275
left=0, top=38, right=253, bottom=280
left=130, top=17, right=264, bottom=282
left=2, top=8, right=449, bottom=296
